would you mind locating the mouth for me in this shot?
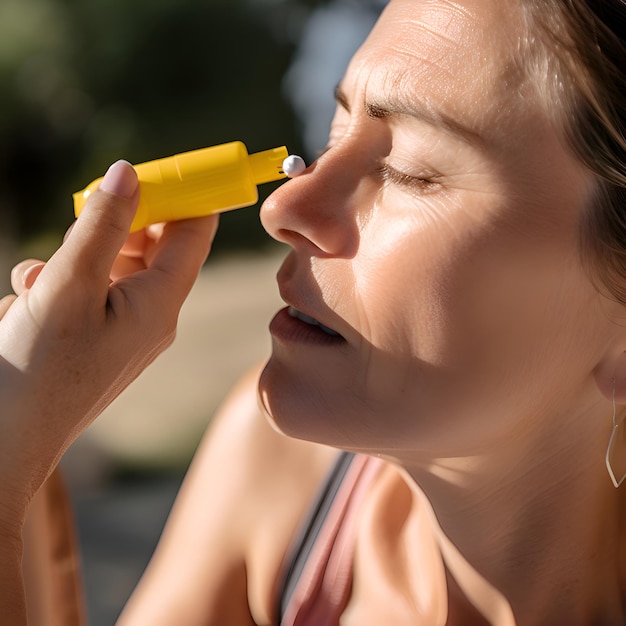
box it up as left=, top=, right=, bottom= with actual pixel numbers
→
left=287, top=306, right=342, bottom=337
left=269, top=305, right=346, bottom=347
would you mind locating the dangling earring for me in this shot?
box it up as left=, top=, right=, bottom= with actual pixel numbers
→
left=605, top=377, right=626, bottom=488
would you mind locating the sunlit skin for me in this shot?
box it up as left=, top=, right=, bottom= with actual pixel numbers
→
left=258, top=0, right=626, bottom=622
left=5, top=0, right=626, bottom=624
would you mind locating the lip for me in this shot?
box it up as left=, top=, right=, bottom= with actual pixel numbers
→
left=269, top=306, right=346, bottom=347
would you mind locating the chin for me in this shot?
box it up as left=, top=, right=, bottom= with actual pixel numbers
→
left=257, top=356, right=344, bottom=446
left=257, top=357, right=306, bottom=440
left=256, top=362, right=284, bottom=436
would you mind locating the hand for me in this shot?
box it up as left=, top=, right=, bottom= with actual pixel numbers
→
left=0, top=161, right=218, bottom=517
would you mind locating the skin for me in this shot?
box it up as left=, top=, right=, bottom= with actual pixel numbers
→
left=122, top=1, right=626, bottom=624
left=257, top=0, right=626, bottom=622
left=5, top=0, right=626, bottom=624
left=0, top=161, right=218, bottom=623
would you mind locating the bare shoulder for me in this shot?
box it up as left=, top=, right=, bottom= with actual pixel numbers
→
left=118, top=363, right=339, bottom=626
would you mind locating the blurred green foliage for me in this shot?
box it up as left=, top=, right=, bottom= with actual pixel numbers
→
left=0, top=0, right=317, bottom=257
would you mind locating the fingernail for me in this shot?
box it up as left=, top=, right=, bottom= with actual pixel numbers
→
left=99, top=160, right=138, bottom=199
left=23, top=263, right=46, bottom=289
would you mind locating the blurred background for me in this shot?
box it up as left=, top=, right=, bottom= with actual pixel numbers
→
left=0, top=0, right=386, bottom=622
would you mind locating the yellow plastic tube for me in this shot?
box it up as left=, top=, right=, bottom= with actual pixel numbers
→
left=73, top=141, right=289, bottom=232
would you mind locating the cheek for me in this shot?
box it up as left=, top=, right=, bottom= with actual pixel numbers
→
left=353, top=185, right=507, bottom=367
left=354, top=202, right=583, bottom=385
left=351, top=207, right=470, bottom=367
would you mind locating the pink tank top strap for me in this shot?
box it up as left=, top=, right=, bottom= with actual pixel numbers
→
left=279, top=453, right=384, bottom=626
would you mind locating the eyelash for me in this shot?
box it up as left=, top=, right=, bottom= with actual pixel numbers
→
left=316, top=147, right=443, bottom=194
left=376, top=164, right=442, bottom=193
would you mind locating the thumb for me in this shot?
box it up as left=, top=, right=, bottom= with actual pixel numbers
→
left=0, top=294, right=16, bottom=320
left=56, top=160, right=139, bottom=286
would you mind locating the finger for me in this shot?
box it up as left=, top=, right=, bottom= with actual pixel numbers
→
left=116, top=214, right=218, bottom=310
left=117, top=222, right=172, bottom=275
left=0, top=295, right=16, bottom=320
left=63, top=222, right=75, bottom=243
left=119, top=230, right=150, bottom=259
left=110, top=254, right=146, bottom=283
left=54, top=161, right=139, bottom=287
left=11, top=260, right=46, bottom=295
left=149, top=214, right=218, bottom=293
left=145, top=223, right=166, bottom=240
left=23, top=263, right=46, bottom=290
left=117, top=223, right=164, bottom=263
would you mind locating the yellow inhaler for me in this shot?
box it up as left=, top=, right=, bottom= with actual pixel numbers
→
left=73, top=141, right=289, bottom=232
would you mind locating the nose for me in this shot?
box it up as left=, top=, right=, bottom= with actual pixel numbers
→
left=260, top=149, right=365, bottom=258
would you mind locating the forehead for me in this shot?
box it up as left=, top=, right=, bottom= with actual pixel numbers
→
left=344, top=0, right=530, bottom=137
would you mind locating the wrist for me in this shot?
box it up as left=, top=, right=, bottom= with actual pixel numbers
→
left=0, top=477, right=31, bottom=542
left=0, top=423, right=47, bottom=538
left=0, top=520, right=27, bottom=625
left=0, top=385, right=60, bottom=522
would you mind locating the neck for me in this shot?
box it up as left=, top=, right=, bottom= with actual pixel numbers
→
left=400, top=402, right=626, bottom=625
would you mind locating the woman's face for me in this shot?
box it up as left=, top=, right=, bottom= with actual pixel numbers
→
left=258, top=0, right=608, bottom=461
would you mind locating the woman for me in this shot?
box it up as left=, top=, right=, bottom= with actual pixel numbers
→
left=2, top=0, right=626, bottom=623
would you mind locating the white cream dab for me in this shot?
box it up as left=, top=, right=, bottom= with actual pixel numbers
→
left=282, top=154, right=306, bottom=178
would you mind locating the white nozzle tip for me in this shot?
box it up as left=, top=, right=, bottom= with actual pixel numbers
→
left=283, top=154, right=306, bottom=178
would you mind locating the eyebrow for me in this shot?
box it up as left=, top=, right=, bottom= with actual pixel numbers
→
left=334, top=85, right=484, bottom=147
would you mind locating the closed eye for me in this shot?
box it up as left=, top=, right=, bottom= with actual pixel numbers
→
left=377, top=163, right=442, bottom=194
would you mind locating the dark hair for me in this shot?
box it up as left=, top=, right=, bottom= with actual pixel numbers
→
left=523, top=0, right=626, bottom=302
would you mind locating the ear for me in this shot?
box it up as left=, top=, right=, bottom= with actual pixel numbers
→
left=594, top=349, right=626, bottom=404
